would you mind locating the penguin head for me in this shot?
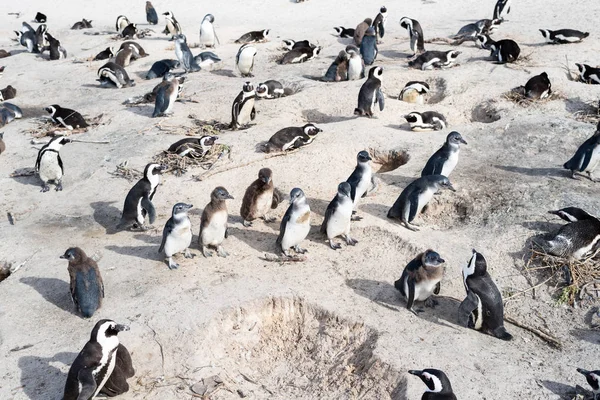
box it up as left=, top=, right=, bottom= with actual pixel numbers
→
left=289, top=187, right=305, bottom=204
left=368, top=66, right=384, bottom=79
left=447, top=131, right=467, bottom=146
left=465, top=249, right=487, bottom=277
left=312, top=46, right=322, bottom=57
left=256, top=83, right=269, bottom=97
left=91, top=319, right=130, bottom=342
left=163, top=11, right=173, bottom=17
left=212, top=186, right=234, bottom=201
left=357, top=150, right=372, bottom=164
left=172, top=203, right=193, bottom=216
left=263, top=29, right=271, bottom=38
left=429, top=175, right=455, bottom=192
left=175, top=34, right=186, bottom=43
left=203, top=14, right=215, bottom=23
left=200, top=135, right=218, bottom=148
left=333, top=27, right=342, bottom=35
left=258, top=168, right=273, bottom=184
left=337, top=182, right=352, bottom=198
left=364, top=18, right=373, bottom=25
left=380, top=6, right=387, bottom=13
left=446, top=50, right=461, bottom=61
left=243, top=81, right=255, bottom=93
left=365, top=27, right=376, bottom=37
left=282, top=39, right=295, bottom=50
left=303, top=124, right=322, bottom=136
left=577, top=368, right=600, bottom=391
left=422, top=250, right=445, bottom=267
left=539, top=72, right=550, bottom=84
left=408, top=369, right=452, bottom=393
left=539, top=29, right=550, bottom=40
left=345, top=45, right=359, bottom=55
left=575, top=63, right=586, bottom=75
left=399, top=17, right=411, bottom=30
left=60, top=247, right=85, bottom=262
left=45, top=105, right=59, bottom=116
left=48, top=135, right=71, bottom=148
left=404, top=112, right=421, bottom=124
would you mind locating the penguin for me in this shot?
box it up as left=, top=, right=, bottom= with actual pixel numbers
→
left=240, top=168, right=278, bottom=226
left=146, top=59, right=180, bottom=79
left=354, top=66, right=384, bottom=117
left=360, top=27, right=378, bottom=65
left=346, top=45, right=365, bottom=81
left=199, top=14, right=219, bottom=48
left=404, top=111, right=447, bottom=131
left=346, top=150, right=373, bottom=211
left=408, top=50, right=461, bottom=70
left=35, top=136, right=71, bottom=192
left=525, top=72, right=551, bottom=99
left=63, top=320, right=130, bottom=400
left=453, top=19, right=501, bottom=40
left=489, top=39, right=520, bottom=63
left=387, top=175, right=455, bottom=231
left=168, top=135, right=218, bottom=158
left=394, top=250, right=445, bottom=314
left=71, top=19, right=93, bottom=30
left=117, top=163, right=167, bottom=230
left=199, top=187, right=234, bottom=258
left=115, top=15, right=130, bottom=32
left=121, top=23, right=137, bottom=39
left=142, top=73, right=181, bottom=103
left=277, top=188, right=311, bottom=256
left=94, top=47, right=114, bottom=61
left=322, top=50, right=349, bottom=82
left=256, top=80, right=285, bottom=99
left=1, top=102, right=22, bottom=119
left=399, top=17, right=425, bottom=56
left=193, top=51, right=221, bottom=69
left=576, top=64, right=600, bottom=85
left=16, top=22, right=39, bottom=53
left=281, top=46, right=322, bottom=64
left=459, top=250, right=512, bottom=340
left=45, top=105, right=87, bottom=130
left=354, top=18, right=372, bottom=46
left=98, top=62, right=135, bottom=88
left=36, top=24, right=49, bottom=52
left=146, top=1, right=158, bottom=25
left=99, top=343, right=135, bottom=397
left=320, top=182, right=358, bottom=250
left=372, top=6, right=388, bottom=42
left=0, top=85, right=16, bottom=101
left=563, top=126, right=600, bottom=181
left=540, top=29, right=589, bottom=44
left=399, top=81, right=430, bottom=104
left=475, top=34, right=495, bottom=50
left=281, top=39, right=315, bottom=50
left=35, top=12, right=47, bottom=23
left=60, top=247, right=104, bottom=318
left=153, top=75, right=184, bottom=117
left=493, top=0, right=511, bottom=20
left=263, top=124, right=321, bottom=153
left=159, top=203, right=193, bottom=269
left=114, top=45, right=139, bottom=67
left=120, top=41, right=149, bottom=57
left=421, top=131, right=467, bottom=178
left=333, top=27, right=355, bottom=38
left=174, top=34, right=200, bottom=72
left=548, top=207, right=596, bottom=222
left=536, top=217, right=600, bottom=260
left=576, top=368, right=600, bottom=400
left=230, top=81, right=256, bottom=130
left=408, top=369, right=457, bottom=400
left=235, top=29, right=270, bottom=44
left=0, top=133, right=4, bottom=155
left=162, top=11, right=182, bottom=38
left=236, top=44, right=257, bottom=77
left=0, top=50, right=9, bottom=58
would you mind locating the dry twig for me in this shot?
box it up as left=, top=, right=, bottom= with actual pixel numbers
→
left=504, top=315, right=562, bottom=349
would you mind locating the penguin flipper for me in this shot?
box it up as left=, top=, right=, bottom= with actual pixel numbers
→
left=458, top=290, right=478, bottom=327
left=158, top=219, right=174, bottom=253
left=153, top=87, right=168, bottom=117
left=433, top=281, right=441, bottom=295
left=141, top=195, right=156, bottom=224
left=406, top=278, right=416, bottom=311
left=77, top=367, right=98, bottom=400
left=58, top=154, right=64, bottom=175
left=320, top=197, right=337, bottom=234
left=407, top=190, right=420, bottom=222
left=250, top=107, right=256, bottom=121
left=376, top=88, right=385, bottom=111
left=276, top=210, right=291, bottom=246
left=379, top=22, right=385, bottom=38
left=581, top=146, right=595, bottom=172
left=491, top=325, right=513, bottom=341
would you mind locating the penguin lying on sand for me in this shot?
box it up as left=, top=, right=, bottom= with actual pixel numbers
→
left=540, top=29, right=589, bottom=44
left=45, top=105, right=87, bottom=130
left=168, top=135, right=218, bottom=158
left=576, top=64, right=600, bottom=85
left=536, top=216, right=600, bottom=260
left=408, top=50, right=461, bottom=70
left=235, top=29, right=270, bottom=44
left=394, top=249, right=445, bottom=314
left=263, top=124, right=321, bottom=153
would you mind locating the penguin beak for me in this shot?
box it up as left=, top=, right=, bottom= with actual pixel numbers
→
left=459, top=138, right=467, bottom=145
left=114, top=324, right=130, bottom=332
left=437, top=258, right=446, bottom=264
left=447, top=184, right=456, bottom=192
left=408, top=370, right=422, bottom=376
left=577, top=368, right=590, bottom=376
left=226, top=194, right=234, bottom=200
left=59, top=254, right=67, bottom=259
left=261, top=176, right=271, bottom=184
left=158, top=164, right=168, bottom=171
left=185, top=204, right=193, bottom=209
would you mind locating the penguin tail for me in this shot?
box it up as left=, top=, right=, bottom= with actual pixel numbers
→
left=354, top=108, right=363, bottom=116
left=492, top=326, right=513, bottom=341
left=393, top=278, right=404, bottom=295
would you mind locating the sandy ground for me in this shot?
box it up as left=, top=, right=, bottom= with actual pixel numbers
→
left=1, top=0, right=600, bottom=399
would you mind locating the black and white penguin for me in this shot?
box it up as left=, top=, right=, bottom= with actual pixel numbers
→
left=563, top=126, right=600, bottom=181
left=15, top=22, right=39, bottom=53
left=346, top=150, right=373, bottom=211
left=98, top=62, right=135, bottom=88
left=63, top=320, right=130, bottom=400
left=35, top=136, right=71, bottom=192
left=540, top=29, right=589, bottom=44
left=404, top=111, right=447, bottom=131
left=162, top=11, right=182, bottom=38
left=71, top=19, right=92, bottom=30
left=373, top=6, right=388, bottom=42
left=360, top=27, right=378, bottom=65
left=199, top=187, right=234, bottom=258
left=458, top=250, right=512, bottom=341
left=37, top=24, right=49, bottom=52
left=525, top=72, right=551, bottom=99
left=576, top=64, right=600, bottom=85
left=35, top=12, right=47, bottom=23
left=408, top=50, right=461, bottom=70
left=355, top=66, right=384, bottom=117
left=0, top=103, right=22, bottom=128
left=281, top=45, right=322, bottom=64
left=100, top=343, right=135, bottom=397
left=235, top=29, right=270, bottom=44
left=548, top=207, right=596, bottom=222
left=256, top=80, right=284, bottom=99
left=94, top=47, right=114, bottom=61
left=387, top=175, right=455, bottom=231
left=277, top=188, right=311, bottom=256
left=146, top=1, right=158, bottom=25
left=322, top=50, right=349, bottom=82
left=146, top=59, right=180, bottom=79
left=236, top=44, right=257, bottom=77
left=121, top=41, right=149, bottom=57
left=263, top=124, right=321, bottom=153
left=354, top=18, right=372, bottom=46
left=168, top=135, right=218, bottom=158
left=475, top=34, right=495, bottom=50
left=159, top=203, right=193, bottom=269
left=199, top=14, right=219, bottom=48
left=536, top=217, right=600, bottom=260
left=333, top=26, right=355, bottom=38
left=153, top=74, right=184, bottom=117
left=453, top=19, right=501, bottom=40
left=489, top=39, right=520, bottom=63
left=408, top=369, right=457, bottom=400
left=115, top=15, right=130, bottom=32
left=230, top=81, right=256, bottom=130
left=320, top=182, right=357, bottom=250
left=493, top=0, right=511, bottom=20
left=576, top=368, right=600, bottom=400
left=45, top=105, right=88, bottom=130
left=346, top=45, right=365, bottom=81
left=121, top=23, right=137, bottom=39
left=240, top=168, right=278, bottom=226
left=421, top=131, right=467, bottom=178
left=174, top=34, right=200, bottom=72
left=399, top=81, right=430, bottom=104
left=394, top=249, right=445, bottom=314
left=60, top=247, right=104, bottom=318
left=193, top=51, right=221, bottom=69
left=399, top=17, right=425, bottom=56
left=117, top=163, right=167, bottom=230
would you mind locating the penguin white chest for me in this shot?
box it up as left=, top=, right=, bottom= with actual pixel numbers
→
left=417, top=188, right=435, bottom=215
left=39, top=151, right=63, bottom=182
left=202, top=210, right=228, bottom=246
left=175, top=44, right=184, bottom=63
left=165, top=218, right=192, bottom=256
left=238, top=99, right=255, bottom=125
left=353, top=172, right=372, bottom=207
left=237, top=51, right=254, bottom=74
left=255, top=190, right=272, bottom=216
left=585, top=145, right=600, bottom=172
left=348, top=57, right=362, bottom=80
left=281, top=209, right=311, bottom=249
left=414, top=278, right=440, bottom=301
left=200, top=22, right=215, bottom=45
left=327, top=200, right=353, bottom=238
left=441, top=150, right=459, bottom=177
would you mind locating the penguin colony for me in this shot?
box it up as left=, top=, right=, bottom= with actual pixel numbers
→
left=1, top=1, right=599, bottom=399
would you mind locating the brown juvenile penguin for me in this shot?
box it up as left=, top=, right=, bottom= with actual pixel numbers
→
left=240, top=168, right=278, bottom=226
left=354, top=18, right=373, bottom=46
left=114, top=45, right=137, bottom=67
left=394, top=249, right=445, bottom=314
left=199, top=186, right=234, bottom=257
left=60, top=247, right=104, bottom=318
left=120, top=41, right=149, bottom=57
left=0, top=85, right=16, bottom=101
left=0, top=50, right=10, bottom=58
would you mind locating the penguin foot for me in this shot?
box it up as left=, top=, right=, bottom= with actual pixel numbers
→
left=243, top=220, right=253, bottom=227
left=424, top=297, right=439, bottom=308
left=217, top=247, right=229, bottom=257
left=202, top=246, right=214, bottom=257
left=570, top=171, right=580, bottom=180
left=329, top=241, right=342, bottom=250
left=166, top=258, right=179, bottom=269
left=587, top=172, right=599, bottom=182
left=351, top=212, right=363, bottom=221
left=55, top=182, right=63, bottom=191
left=344, top=236, right=358, bottom=246
left=402, top=222, right=419, bottom=232
left=409, top=307, right=422, bottom=316
left=183, top=249, right=193, bottom=259
left=262, top=215, right=276, bottom=223
left=41, top=184, right=50, bottom=192
left=293, top=245, right=307, bottom=254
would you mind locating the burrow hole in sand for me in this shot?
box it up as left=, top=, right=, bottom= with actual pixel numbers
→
left=471, top=100, right=501, bottom=123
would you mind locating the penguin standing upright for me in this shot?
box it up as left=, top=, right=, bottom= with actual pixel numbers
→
left=16, top=22, right=39, bottom=53
left=277, top=188, right=311, bottom=256
left=399, top=17, right=425, bottom=56
left=159, top=203, right=194, bottom=269
left=493, top=0, right=511, bottom=20
left=236, top=44, right=257, bottom=77
left=354, top=18, right=372, bottom=46
left=576, top=368, right=600, bottom=399
left=360, top=27, right=378, bottom=65
left=346, top=45, right=365, bottom=80
left=35, top=136, right=71, bottom=192
left=230, top=82, right=256, bottom=130
left=45, top=33, right=67, bottom=60
left=240, top=168, right=278, bottom=226
left=394, top=250, right=445, bottom=314
left=459, top=250, right=512, bottom=340
left=174, top=34, right=200, bottom=72
left=346, top=150, right=373, bottom=212
left=199, top=186, right=234, bottom=257
left=146, top=1, right=158, bottom=25
left=564, top=124, right=600, bottom=181
left=63, top=320, right=130, bottom=400
left=408, top=369, right=457, bottom=400
left=372, top=6, right=388, bottom=42
left=153, top=74, right=184, bottom=117
left=199, top=14, right=219, bottom=47
left=60, top=247, right=104, bottom=318
left=524, top=72, right=551, bottom=99
left=45, top=105, right=88, bottom=130
left=387, top=175, right=455, bottom=231
left=421, top=131, right=467, bottom=178
left=100, top=342, right=135, bottom=397
left=162, top=11, right=182, bottom=38
left=354, top=66, right=384, bottom=117
left=118, top=163, right=167, bottom=230
left=320, top=182, right=358, bottom=250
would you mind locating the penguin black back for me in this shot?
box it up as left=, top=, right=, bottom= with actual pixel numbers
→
left=548, top=207, right=595, bottom=222
left=100, top=343, right=135, bottom=397
left=60, top=247, right=104, bottom=318
left=146, top=1, right=159, bottom=24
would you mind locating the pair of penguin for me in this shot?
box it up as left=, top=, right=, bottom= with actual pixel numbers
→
left=70, top=18, right=92, bottom=30
left=323, top=45, right=365, bottom=82
left=355, top=66, right=384, bottom=117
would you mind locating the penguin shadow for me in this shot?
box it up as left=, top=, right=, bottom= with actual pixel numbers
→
left=7, top=49, right=29, bottom=56
left=125, top=104, right=154, bottom=117
left=387, top=123, right=412, bottom=131
left=301, top=109, right=358, bottom=124
left=307, top=197, right=331, bottom=217
left=570, top=327, right=600, bottom=345
left=467, top=55, right=493, bottom=63
left=18, top=106, right=47, bottom=119
left=210, top=69, right=237, bottom=78
left=19, top=277, right=79, bottom=316
left=334, top=37, right=353, bottom=45
left=105, top=243, right=159, bottom=261
left=359, top=202, right=390, bottom=221
left=18, top=351, right=78, bottom=400
left=10, top=171, right=41, bottom=187
left=518, top=220, right=563, bottom=233
left=228, top=222, right=279, bottom=254
left=564, top=97, right=598, bottom=114
left=494, top=164, right=567, bottom=178
left=540, top=381, right=583, bottom=399
left=133, top=233, right=162, bottom=245
left=376, top=172, right=414, bottom=188
left=379, top=49, right=411, bottom=59
left=521, top=42, right=551, bottom=48
left=90, top=201, right=121, bottom=234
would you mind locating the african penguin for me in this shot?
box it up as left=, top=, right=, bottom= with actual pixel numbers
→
left=100, top=343, right=135, bottom=397
left=405, top=111, right=447, bottom=131
left=540, top=29, right=589, bottom=44
left=146, top=1, right=158, bottom=25
left=354, top=66, right=384, bottom=117
left=408, top=369, right=457, bottom=400
left=525, top=72, right=552, bottom=99
left=114, top=45, right=139, bottom=68
left=282, top=39, right=315, bottom=50
left=333, top=27, right=355, bottom=38
left=236, top=44, right=257, bottom=77
left=387, top=175, right=455, bottom=231
left=36, top=24, right=49, bottom=51
left=60, top=247, right=104, bottom=318
left=0, top=85, right=16, bottom=101
left=159, top=203, right=194, bottom=269
left=459, top=250, right=512, bottom=340
left=16, top=22, right=39, bottom=53
left=240, top=168, right=278, bottom=226
left=320, top=182, right=357, bottom=250
left=536, top=217, right=600, bottom=260
left=121, top=23, right=137, bottom=39
left=35, top=136, right=71, bottom=192
left=563, top=125, right=600, bottom=181
left=421, top=131, right=467, bottom=178
left=45, top=105, right=88, bottom=130
left=354, top=18, right=372, bottom=46
left=94, top=47, right=114, bottom=61
left=489, top=39, right=520, bottom=63
left=453, top=19, right=501, bottom=40
left=493, top=0, right=511, bottom=20
left=199, top=14, right=219, bottom=48
left=475, top=34, right=495, bottom=50
left=346, top=150, right=373, bottom=211
left=372, top=6, right=388, bottom=42
left=35, top=12, right=47, bottom=23
left=263, top=124, right=322, bottom=153
left=394, top=249, right=445, bottom=314
left=399, top=81, right=430, bottom=104
left=115, top=15, right=130, bottom=32
left=193, top=51, right=221, bottom=69
left=281, top=45, right=322, bottom=64
left=230, top=81, right=256, bottom=130
left=346, top=45, right=365, bottom=80
left=146, top=59, right=180, bottom=79
left=576, top=64, right=600, bottom=85
left=121, top=41, right=148, bottom=57
left=162, top=11, right=182, bottom=38
left=408, top=50, right=461, bottom=70
left=98, top=62, right=135, bottom=88
left=277, top=188, right=311, bottom=256
left=71, top=19, right=92, bottom=30
left=399, top=17, right=425, bottom=56
left=174, top=34, right=200, bottom=72
left=153, top=74, right=184, bottom=117
left=256, top=80, right=285, bottom=99
left=199, top=186, right=234, bottom=258
left=323, top=50, right=349, bottom=82
left=235, top=29, right=270, bottom=44
left=117, top=163, right=167, bottom=230
left=576, top=368, right=600, bottom=400
left=548, top=207, right=596, bottom=222
left=360, top=27, right=378, bottom=65
left=168, top=135, right=218, bottom=158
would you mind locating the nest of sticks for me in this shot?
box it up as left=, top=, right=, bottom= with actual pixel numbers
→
left=25, top=114, right=108, bottom=138
left=152, top=143, right=232, bottom=176
left=503, top=88, right=563, bottom=107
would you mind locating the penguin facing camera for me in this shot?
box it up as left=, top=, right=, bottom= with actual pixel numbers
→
left=394, top=249, right=445, bottom=314
left=162, top=11, right=182, bottom=39
left=346, top=45, right=365, bottom=80
left=493, top=0, right=511, bottom=20
left=230, top=81, right=256, bottom=130
left=159, top=203, right=194, bottom=269
left=277, top=188, right=311, bottom=257
left=199, top=187, right=234, bottom=258
left=35, top=136, right=71, bottom=192
left=320, top=182, right=358, bottom=250
left=240, top=168, right=278, bottom=226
